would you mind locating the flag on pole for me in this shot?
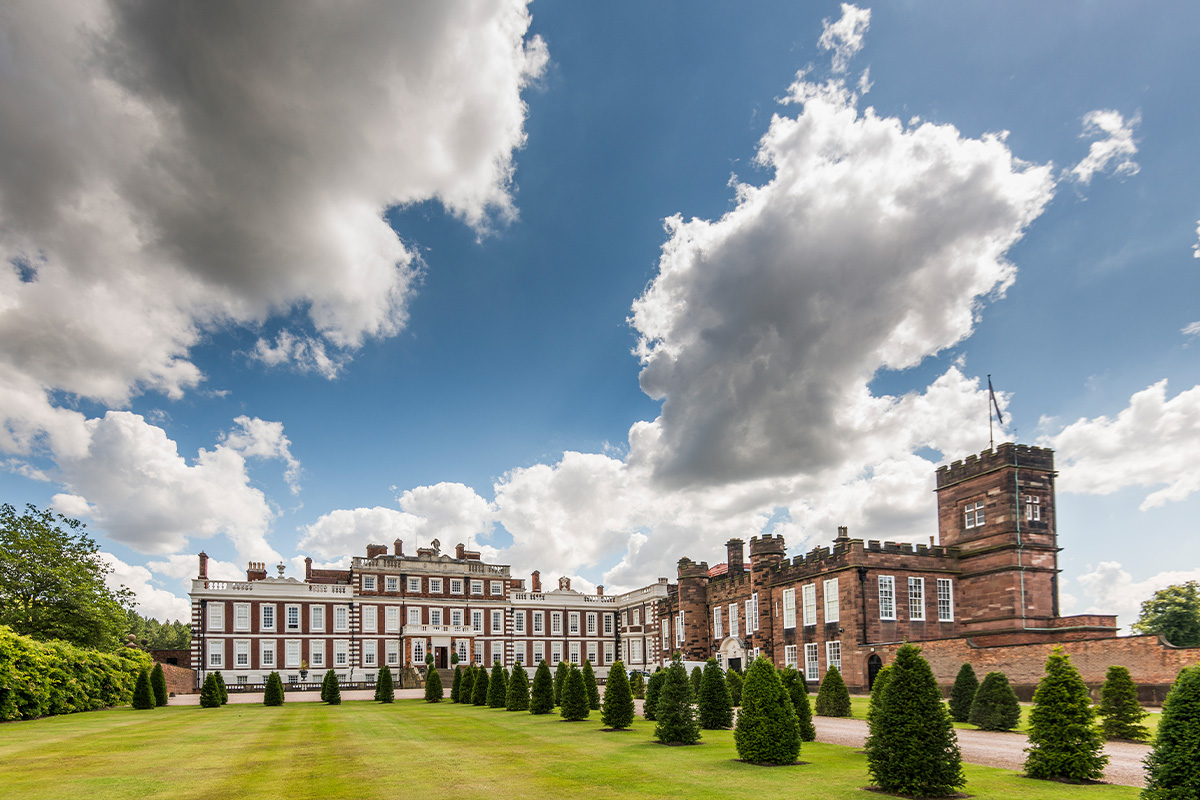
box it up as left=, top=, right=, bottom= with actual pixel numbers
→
left=988, top=375, right=1004, bottom=425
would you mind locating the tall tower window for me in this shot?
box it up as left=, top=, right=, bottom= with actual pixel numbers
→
left=1026, top=495, right=1041, bottom=521
left=964, top=501, right=985, bottom=529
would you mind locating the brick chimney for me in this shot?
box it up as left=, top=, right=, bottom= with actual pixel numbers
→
left=596, top=585, right=604, bottom=596
left=455, top=543, right=466, bottom=559
left=726, top=538, right=745, bottom=577
left=366, top=543, right=387, bottom=559
left=247, top=561, right=267, bottom=581
left=198, top=551, right=208, bottom=580
left=531, top=570, right=541, bottom=593
left=305, top=556, right=313, bottom=581
left=394, top=539, right=404, bottom=556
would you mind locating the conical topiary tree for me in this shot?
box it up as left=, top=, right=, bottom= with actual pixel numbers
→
left=630, top=671, right=646, bottom=700
left=690, top=665, right=703, bottom=697
left=459, top=665, right=475, bottom=704
left=560, top=666, right=590, bottom=721
left=326, top=671, right=342, bottom=705
left=488, top=662, right=507, bottom=708
left=263, top=671, right=285, bottom=706
left=1097, top=665, right=1148, bottom=742
left=698, top=658, right=733, bottom=729
left=1143, top=665, right=1200, bottom=799
left=782, top=665, right=817, bottom=741
left=815, top=665, right=851, bottom=717
left=601, top=660, right=635, bottom=730
left=424, top=665, right=443, bottom=702
left=949, top=662, right=979, bottom=723
left=1023, top=647, right=1107, bottom=782
left=866, top=664, right=893, bottom=740
left=150, top=662, right=168, bottom=707
left=450, top=665, right=463, bottom=703
left=472, top=665, right=489, bottom=706
left=554, top=661, right=569, bottom=707
left=376, top=666, right=395, bottom=703
left=734, top=656, right=799, bottom=764
left=320, top=669, right=332, bottom=702
left=969, top=671, right=1020, bottom=731
left=199, top=673, right=221, bottom=708
left=654, top=656, right=700, bottom=745
left=643, top=668, right=666, bottom=721
left=530, top=660, right=555, bottom=714
left=865, top=642, right=964, bottom=797
left=506, top=663, right=530, bottom=711
left=214, top=671, right=228, bottom=704
left=726, top=668, right=743, bottom=707
left=582, top=661, right=601, bottom=711
left=131, top=668, right=155, bottom=710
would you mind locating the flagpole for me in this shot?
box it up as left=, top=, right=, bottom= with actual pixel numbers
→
left=988, top=373, right=994, bottom=450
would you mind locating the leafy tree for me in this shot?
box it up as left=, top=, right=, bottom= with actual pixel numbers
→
left=969, top=671, right=1021, bottom=731
left=560, top=666, right=590, bottom=721
left=472, top=664, right=489, bottom=706
left=815, top=665, right=850, bottom=717
left=601, top=660, right=635, bottom=730
left=325, top=670, right=342, bottom=705
left=214, top=671, right=228, bottom=704
left=1143, top=666, right=1200, bottom=799
left=150, top=662, right=168, bottom=706
left=488, top=662, right=507, bottom=708
left=199, top=673, right=221, bottom=708
left=643, top=668, right=666, bottom=721
left=263, top=671, right=285, bottom=706
left=376, top=666, right=394, bottom=703
left=424, top=665, right=443, bottom=702
left=654, top=656, right=700, bottom=745
left=450, top=665, right=462, bottom=702
left=0, top=504, right=133, bottom=649
left=582, top=660, right=601, bottom=710
left=123, top=610, right=191, bottom=649
left=629, top=670, right=646, bottom=700
left=1132, top=582, right=1200, bottom=647
left=866, top=664, right=893, bottom=739
left=734, top=655, right=798, bottom=764
left=1097, top=665, right=1147, bottom=742
left=690, top=665, right=703, bottom=696
left=948, top=662, right=979, bottom=723
left=529, top=660, right=555, bottom=714
left=698, top=658, right=733, bottom=729
left=1024, top=647, right=1107, bottom=781
left=865, top=642, right=964, bottom=797
left=554, top=661, right=569, bottom=706
left=131, top=668, right=154, bottom=710
left=726, top=668, right=743, bottom=707
left=506, top=663, right=530, bottom=711
left=781, top=665, right=816, bottom=741
left=459, top=665, right=474, bottom=703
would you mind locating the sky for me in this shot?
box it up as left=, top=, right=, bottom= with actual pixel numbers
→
left=1, top=1, right=1198, bottom=630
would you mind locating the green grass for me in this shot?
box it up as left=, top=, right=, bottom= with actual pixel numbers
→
left=0, top=700, right=1140, bottom=800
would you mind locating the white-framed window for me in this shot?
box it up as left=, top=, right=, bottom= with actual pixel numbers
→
left=551, top=612, right=562, bottom=635
left=514, top=611, right=525, bottom=633
left=533, top=641, right=544, bottom=664
left=386, top=640, right=400, bottom=666
left=430, top=608, right=442, bottom=626
left=207, top=603, right=225, bottom=632
left=311, top=605, right=325, bottom=632
left=878, top=575, right=896, bottom=620
left=604, top=613, right=613, bottom=635
left=568, top=612, right=580, bottom=634
left=1026, top=495, right=1041, bottom=521
left=474, top=641, right=484, bottom=664
left=260, top=640, right=276, bottom=668
left=937, top=578, right=955, bottom=622
left=603, top=641, right=614, bottom=665
left=407, top=606, right=421, bottom=626
left=514, top=642, right=527, bottom=665
left=413, top=639, right=425, bottom=664
left=965, top=500, right=985, bottom=529
left=823, top=579, right=839, bottom=623
left=748, top=592, right=759, bottom=631
left=676, top=610, right=684, bottom=646
left=491, top=610, right=502, bottom=633
left=450, top=578, right=464, bottom=594
left=363, top=575, right=377, bottom=591
left=586, top=613, right=597, bottom=634
left=632, top=608, right=641, bottom=627
left=490, top=581, right=503, bottom=596
left=909, top=577, right=925, bottom=621
left=782, top=588, right=796, bottom=629
left=286, top=640, right=301, bottom=668
left=386, top=576, right=398, bottom=592
left=631, top=640, right=642, bottom=663
left=456, top=640, right=468, bottom=663
left=471, top=580, right=483, bottom=595
left=451, top=609, right=463, bottom=627
left=491, top=642, right=502, bottom=665
left=286, top=604, right=300, bottom=632
left=569, top=642, right=580, bottom=665
left=826, top=640, right=842, bottom=672
left=260, top=604, right=274, bottom=632
left=408, top=577, right=421, bottom=593
left=802, top=584, right=817, bottom=626
left=729, top=603, right=739, bottom=638
left=236, top=675, right=247, bottom=685
left=362, top=640, right=377, bottom=667
left=587, top=642, right=597, bottom=664
left=430, top=578, right=443, bottom=593
left=472, top=610, right=483, bottom=632
left=334, top=605, right=349, bottom=632
left=385, top=606, right=400, bottom=632
left=233, top=603, right=250, bottom=632
left=533, top=611, right=544, bottom=633
left=207, top=639, right=224, bottom=668
left=713, top=606, right=723, bottom=640
left=804, top=642, right=819, bottom=682
left=551, top=644, right=562, bottom=664
left=663, top=627, right=670, bottom=649
left=310, top=640, right=325, bottom=667
left=235, top=639, right=250, bottom=667
left=784, top=644, right=798, bottom=668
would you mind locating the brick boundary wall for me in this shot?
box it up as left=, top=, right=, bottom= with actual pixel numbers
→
left=161, top=663, right=196, bottom=696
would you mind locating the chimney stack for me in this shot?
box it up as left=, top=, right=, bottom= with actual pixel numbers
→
left=394, top=539, right=404, bottom=556
left=305, top=556, right=313, bottom=581
left=531, top=570, right=541, bottom=593
left=726, top=538, right=745, bottom=576
left=596, top=585, right=604, bottom=596
left=247, top=561, right=267, bottom=581
left=198, top=551, right=208, bottom=580
left=366, top=543, right=387, bottom=559
left=455, top=543, right=466, bottom=559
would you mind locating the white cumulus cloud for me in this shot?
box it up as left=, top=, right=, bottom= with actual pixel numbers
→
left=1075, top=560, right=1200, bottom=633
left=102, top=552, right=192, bottom=622
left=818, top=4, right=871, bottom=74
left=1068, top=109, right=1140, bottom=185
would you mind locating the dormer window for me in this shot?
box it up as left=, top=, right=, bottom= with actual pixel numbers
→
left=964, top=501, right=985, bottom=529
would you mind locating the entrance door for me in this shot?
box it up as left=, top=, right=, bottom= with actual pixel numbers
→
left=867, top=654, right=883, bottom=689
left=728, top=657, right=742, bottom=673
left=435, top=647, right=448, bottom=669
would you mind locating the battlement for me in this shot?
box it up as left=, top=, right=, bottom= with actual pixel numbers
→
left=749, top=533, right=787, bottom=557
left=936, top=442, right=1055, bottom=489
left=677, top=557, right=711, bottom=580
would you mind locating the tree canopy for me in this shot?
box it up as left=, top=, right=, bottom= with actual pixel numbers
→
left=123, top=610, right=191, bottom=650
left=0, top=503, right=132, bottom=649
left=1132, top=581, right=1200, bottom=647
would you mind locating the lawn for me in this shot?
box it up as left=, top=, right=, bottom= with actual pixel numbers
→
left=0, top=699, right=1141, bottom=800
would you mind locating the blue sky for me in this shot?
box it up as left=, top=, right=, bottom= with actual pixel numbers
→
left=1, top=1, right=1197, bottom=626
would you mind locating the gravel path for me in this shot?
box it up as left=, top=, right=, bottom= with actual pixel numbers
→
left=814, top=717, right=1150, bottom=788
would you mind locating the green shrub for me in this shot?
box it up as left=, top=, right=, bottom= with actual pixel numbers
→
left=424, top=666, right=443, bottom=702
left=506, top=663, right=530, bottom=711
left=472, top=664, right=489, bottom=706
left=815, top=665, right=850, bottom=717
left=376, top=667, right=394, bottom=703
left=1143, top=665, right=1200, bottom=799
left=782, top=666, right=816, bottom=741
left=560, top=666, right=590, bottom=721
left=553, top=661, right=569, bottom=706
left=582, top=661, right=601, bottom=710
left=630, top=670, right=646, bottom=700
left=325, top=671, right=342, bottom=705
left=529, top=660, right=555, bottom=715
left=948, top=662, right=978, bottom=723
left=969, top=671, right=1020, bottom=731
left=643, top=668, right=666, bottom=721
left=199, top=673, right=221, bottom=708
left=698, top=658, right=733, bottom=729
left=865, top=642, right=964, bottom=797
left=690, top=665, right=703, bottom=697
left=726, top=668, right=743, bottom=707
left=150, top=663, right=168, bottom=707
left=865, top=663, right=892, bottom=740
left=449, top=665, right=462, bottom=702
left=263, top=671, right=284, bottom=706
left=131, top=669, right=154, bottom=710
left=320, top=670, right=331, bottom=702
left=734, top=656, right=799, bottom=764
left=1098, top=665, right=1148, bottom=742
left=459, top=665, right=474, bottom=703
left=1024, top=647, right=1107, bottom=781
left=487, top=662, right=507, bottom=708
left=214, top=671, right=228, bottom=704
left=601, top=660, right=634, bottom=730
left=654, top=656, right=700, bottom=745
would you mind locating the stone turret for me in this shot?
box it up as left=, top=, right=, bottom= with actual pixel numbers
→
left=675, top=557, right=711, bottom=660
